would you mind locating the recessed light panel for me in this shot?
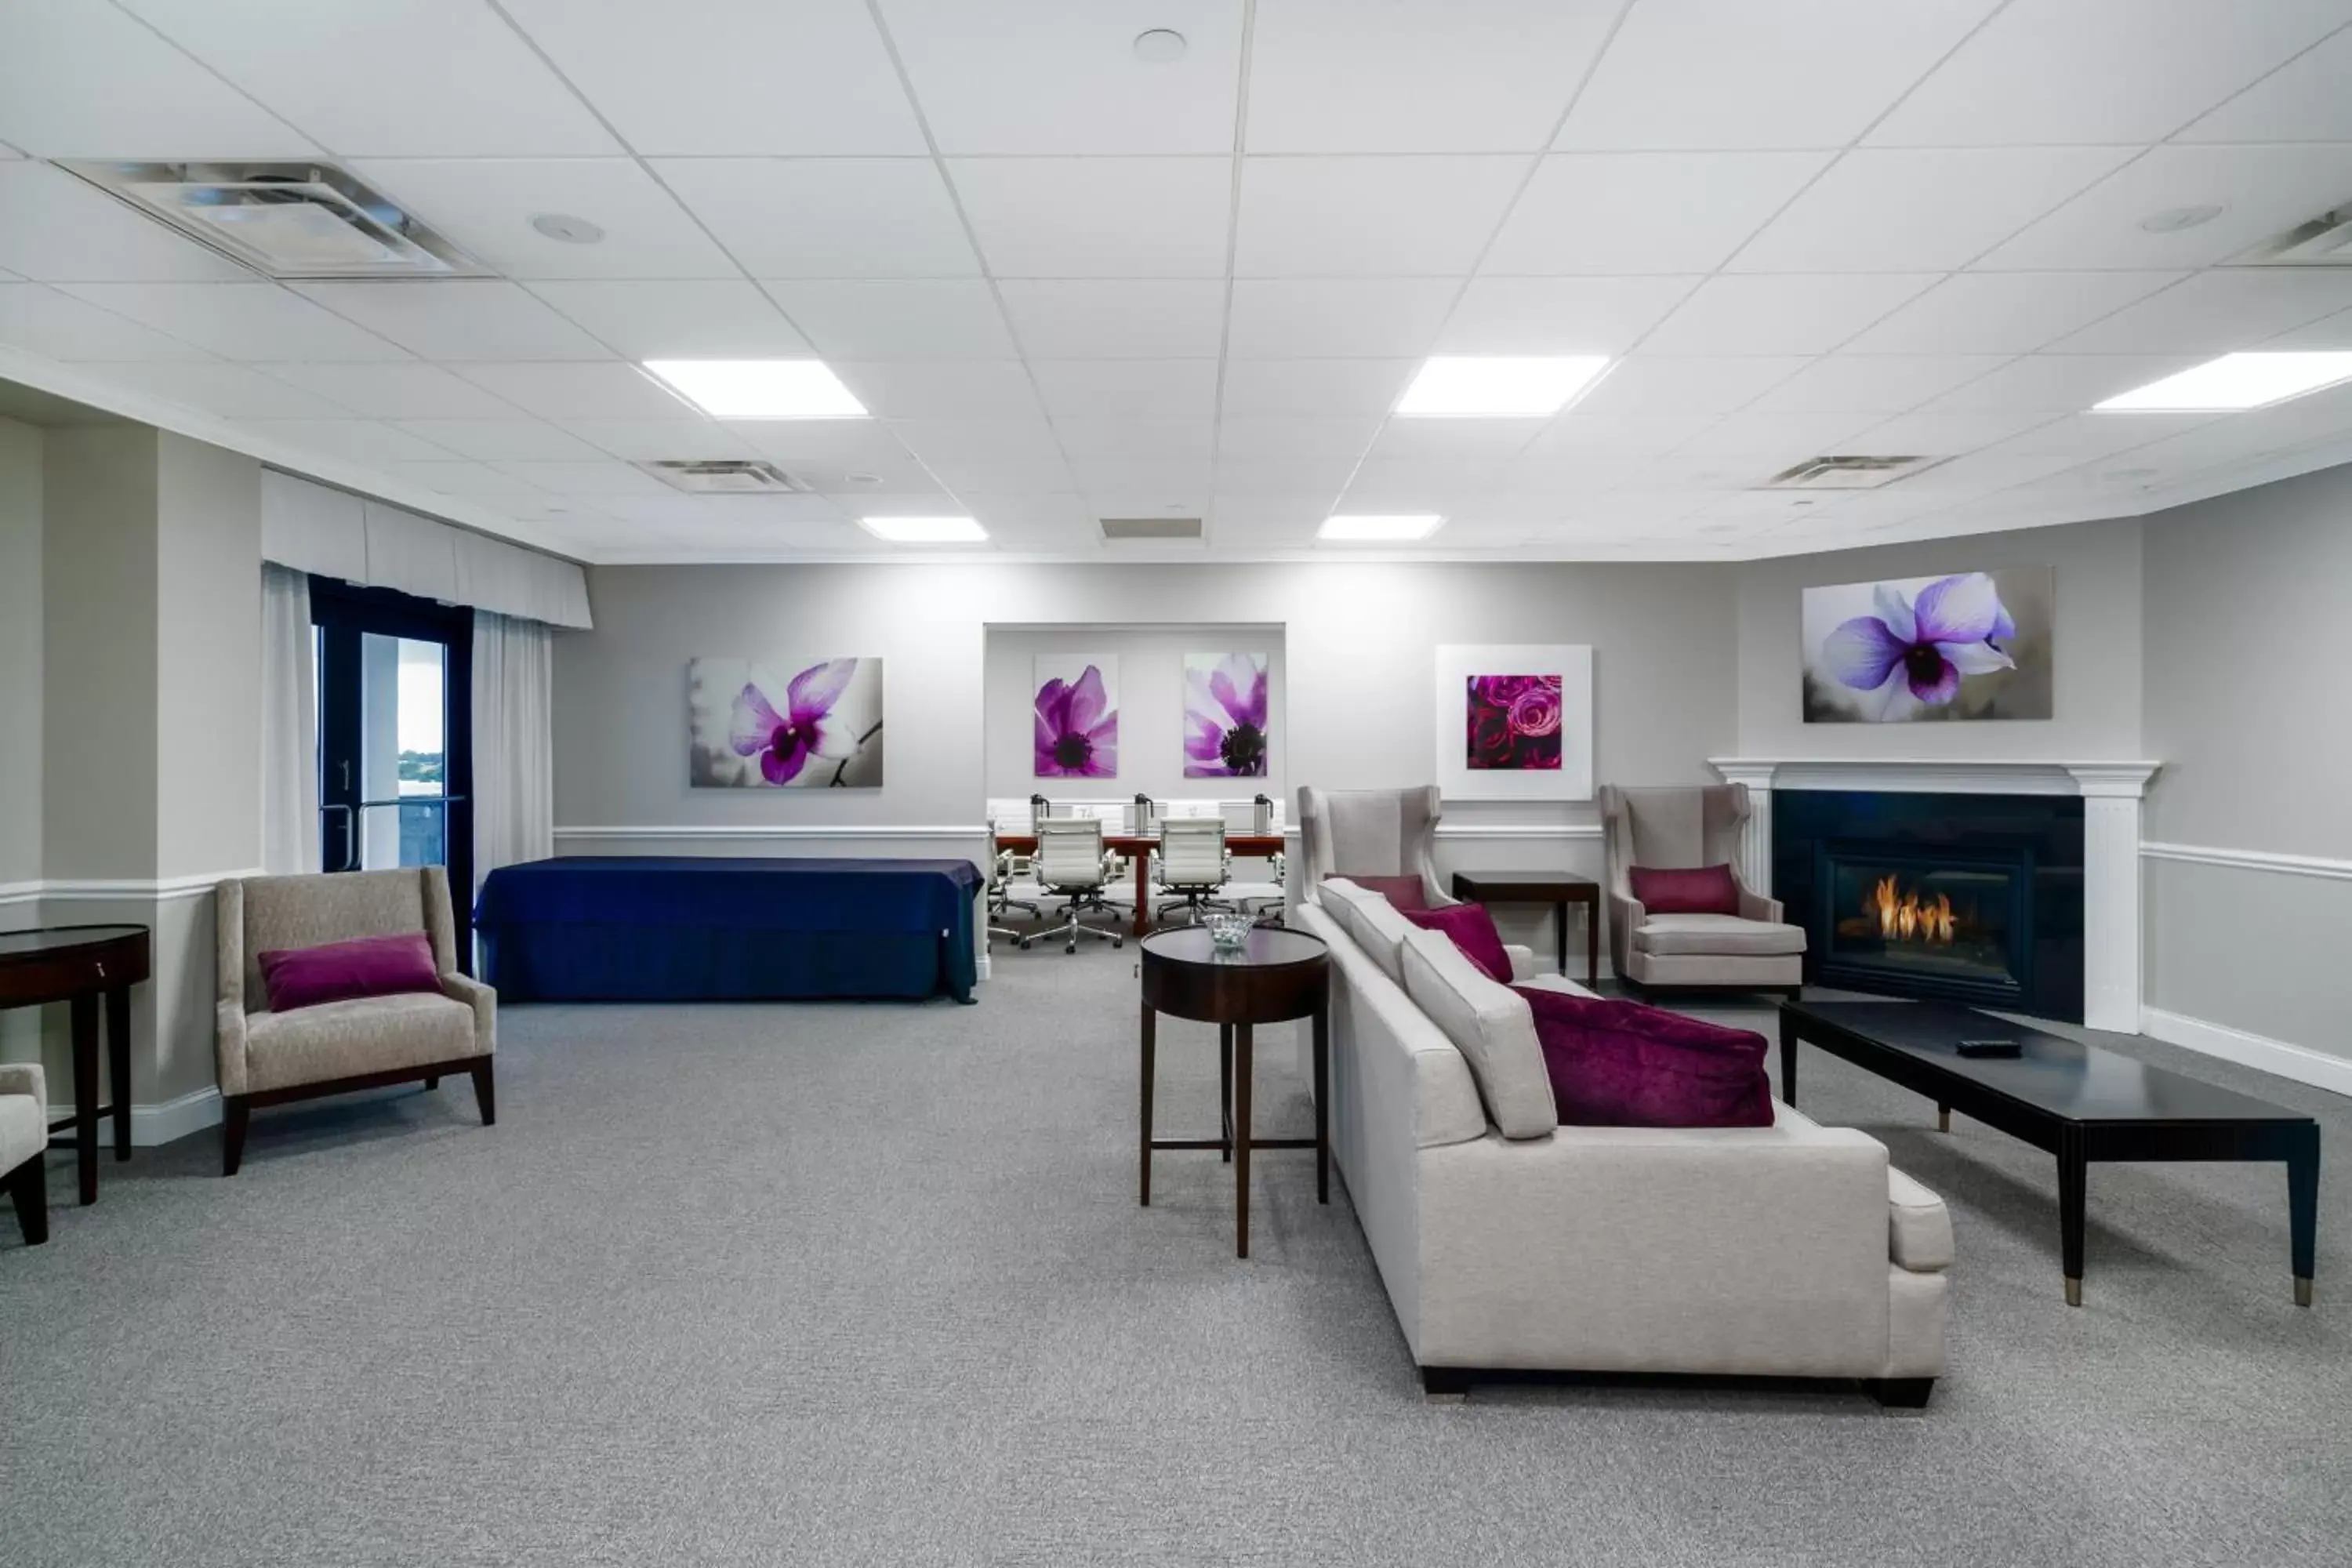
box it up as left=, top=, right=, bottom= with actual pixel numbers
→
left=1394, top=356, right=1610, bottom=418
left=1318, top=514, right=1444, bottom=543
left=2094, top=352, right=2352, bottom=412
left=642, top=360, right=869, bottom=419
left=859, top=516, right=988, bottom=544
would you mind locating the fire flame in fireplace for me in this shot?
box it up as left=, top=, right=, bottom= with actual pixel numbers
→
left=1867, top=874, right=1956, bottom=945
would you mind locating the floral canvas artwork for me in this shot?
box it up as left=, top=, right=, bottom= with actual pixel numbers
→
left=1465, top=674, right=1563, bottom=771
left=689, top=658, right=885, bottom=787
left=1183, top=652, right=1270, bottom=778
left=1801, top=568, right=2053, bottom=723
left=1034, top=655, right=1119, bottom=779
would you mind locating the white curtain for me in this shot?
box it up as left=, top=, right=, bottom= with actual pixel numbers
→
left=259, top=564, right=318, bottom=874
left=472, top=610, right=554, bottom=891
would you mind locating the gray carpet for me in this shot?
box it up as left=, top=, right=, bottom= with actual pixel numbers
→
left=2, top=952, right=2347, bottom=1567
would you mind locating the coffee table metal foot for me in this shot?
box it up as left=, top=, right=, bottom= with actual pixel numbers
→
left=2064, top=1276, right=2082, bottom=1308
left=1937, top=1105, right=1950, bottom=1133
left=2296, top=1276, right=2314, bottom=1308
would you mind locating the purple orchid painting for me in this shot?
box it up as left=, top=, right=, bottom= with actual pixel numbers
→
left=1183, top=652, right=1271, bottom=779
left=1034, top=656, right=1119, bottom=779
left=1801, top=568, right=2052, bottom=724
left=688, top=657, right=886, bottom=787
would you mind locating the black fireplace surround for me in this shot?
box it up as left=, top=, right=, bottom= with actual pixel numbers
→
left=1772, top=791, right=2085, bottom=1023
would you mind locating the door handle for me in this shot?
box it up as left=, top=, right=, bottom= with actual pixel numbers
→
left=321, top=803, right=356, bottom=872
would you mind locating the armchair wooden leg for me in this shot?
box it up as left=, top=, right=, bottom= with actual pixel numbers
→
left=7, top=1155, right=46, bottom=1246
left=221, top=1097, right=250, bottom=1178
left=1867, top=1377, right=1935, bottom=1409
left=424, top=1075, right=439, bottom=1091
left=470, top=1060, right=496, bottom=1127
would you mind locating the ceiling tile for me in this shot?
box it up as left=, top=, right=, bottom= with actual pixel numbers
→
left=1067, top=456, right=1215, bottom=496
left=829, top=361, right=1045, bottom=421
left=524, top=281, right=811, bottom=360
left=1915, top=354, right=2209, bottom=412
left=958, top=493, right=1100, bottom=552
left=498, top=0, right=925, bottom=155
left=2259, top=305, right=2352, bottom=349
left=1435, top=275, right=1700, bottom=354
left=1207, top=494, right=1341, bottom=543
left=554, top=420, right=757, bottom=462
left=1639, top=274, right=1940, bottom=355
left=1363, top=419, right=1548, bottom=463
left=1050, top=418, right=1215, bottom=462
left=58, top=282, right=409, bottom=362
left=93, top=361, right=359, bottom=419
left=0, top=2, right=315, bottom=158
left=1246, top=0, right=1617, bottom=153
left=907, top=452, right=1076, bottom=493
left=0, top=164, right=251, bottom=282
left=996, top=280, right=1227, bottom=359
left=1029, top=361, right=1219, bottom=422
left=1729, top=147, right=2136, bottom=274
left=1335, top=458, right=1490, bottom=511
left=260, top=362, right=526, bottom=420
left=652, top=158, right=979, bottom=278
left=1841, top=406, right=2070, bottom=458
left=875, top=0, right=1245, bottom=154
left=1214, top=416, right=1385, bottom=459
left=1742, top=354, right=2013, bottom=415
left=292, top=281, right=612, bottom=360
left=1987, top=409, right=2222, bottom=458
left=1842, top=270, right=2187, bottom=354
left=350, top=159, right=732, bottom=281
left=385, top=419, right=608, bottom=463
left=0, top=282, right=217, bottom=361
left=1556, top=0, right=1999, bottom=150
left=491, top=460, right=675, bottom=499
left=887, top=418, right=1067, bottom=468
left=1218, top=358, right=1418, bottom=416
left=2176, top=27, right=2352, bottom=143
left=450, top=361, right=697, bottom=421
left=1213, top=452, right=1364, bottom=494
left=948, top=158, right=1232, bottom=278
left=1668, top=409, right=1882, bottom=463
left=120, top=0, right=621, bottom=157
left=1232, top=156, right=1530, bottom=277
left=2047, top=269, right=2352, bottom=354
left=725, top=419, right=922, bottom=473
left=1869, top=0, right=2347, bottom=146
left=1571, top=356, right=1811, bottom=416
left=229, top=419, right=457, bottom=466
left=1517, top=409, right=1726, bottom=457
left=1483, top=152, right=1834, bottom=275
left=1975, top=143, right=2352, bottom=270
left=374, top=460, right=554, bottom=500
left=761, top=280, right=1016, bottom=360
left=1225, top=279, right=1459, bottom=358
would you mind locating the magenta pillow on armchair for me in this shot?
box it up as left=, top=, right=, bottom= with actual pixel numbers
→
left=1628, top=862, right=1740, bottom=916
left=1512, top=985, right=1773, bottom=1128
left=1329, top=873, right=1430, bottom=912
left=258, top=931, right=442, bottom=1014
left=1399, top=902, right=1513, bottom=984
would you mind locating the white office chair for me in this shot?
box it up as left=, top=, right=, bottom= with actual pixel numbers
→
left=985, top=822, right=1039, bottom=948
left=1024, top=816, right=1125, bottom=953
left=1152, top=818, right=1233, bottom=927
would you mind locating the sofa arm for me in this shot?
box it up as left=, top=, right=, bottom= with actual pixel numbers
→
left=1887, top=1167, right=1954, bottom=1272
left=441, top=974, right=498, bottom=1054
left=214, top=1000, right=250, bottom=1097
left=0, top=1062, right=45, bottom=1120
left=1505, top=944, right=1538, bottom=982
left=1735, top=880, right=1785, bottom=925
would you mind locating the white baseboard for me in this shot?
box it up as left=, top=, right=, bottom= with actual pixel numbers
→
left=2141, top=1007, right=2352, bottom=1099
left=47, top=1084, right=223, bottom=1147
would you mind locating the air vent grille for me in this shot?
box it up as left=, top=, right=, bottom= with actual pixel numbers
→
left=1761, top=455, right=1937, bottom=491
left=1098, top=516, right=1203, bottom=541
left=59, top=161, right=486, bottom=280
left=637, top=459, right=811, bottom=495
left=2234, top=204, right=2352, bottom=267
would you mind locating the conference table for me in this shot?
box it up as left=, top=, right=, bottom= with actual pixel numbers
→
left=995, top=832, right=1287, bottom=938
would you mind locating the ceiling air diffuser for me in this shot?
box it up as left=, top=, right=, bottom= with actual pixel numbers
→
left=59, top=161, right=486, bottom=280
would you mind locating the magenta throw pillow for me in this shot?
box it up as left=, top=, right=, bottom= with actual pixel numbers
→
left=1513, top=985, right=1773, bottom=1128
left=1400, top=902, right=1514, bottom=984
left=258, top=932, right=441, bottom=1014
left=1628, top=862, right=1740, bottom=916
left=1331, top=873, right=1430, bottom=912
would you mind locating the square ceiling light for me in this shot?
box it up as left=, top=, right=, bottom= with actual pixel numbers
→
left=2093, top=352, right=2352, bottom=412
left=1394, top=357, right=1611, bottom=417
left=858, top=515, right=988, bottom=544
left=1318, top=514, right=1444, bottom=543
left=642, top=360, right=869, bottom=419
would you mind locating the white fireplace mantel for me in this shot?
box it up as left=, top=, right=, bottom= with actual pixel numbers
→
left=1706, top=757, right=2162, bottom=1035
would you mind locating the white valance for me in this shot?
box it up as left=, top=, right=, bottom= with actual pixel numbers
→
left=260, top=470, right=593, bottom=630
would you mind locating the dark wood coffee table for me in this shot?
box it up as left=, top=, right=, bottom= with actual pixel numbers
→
left=1450, top=870, right=1599, bottom=989
left=1779, top=1000, right=2319, bottom=1308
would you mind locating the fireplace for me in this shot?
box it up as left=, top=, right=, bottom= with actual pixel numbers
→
left=1773, top=791, right=2083, bottom=1022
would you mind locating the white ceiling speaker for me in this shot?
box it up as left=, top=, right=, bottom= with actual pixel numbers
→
left=2138, top=204, right=2223, bottom=234
left=58, top=160, right=486, bottom=280
left=529, top=212, right=605, bottom=245
left=1133, top=28, right=1187, bottom=64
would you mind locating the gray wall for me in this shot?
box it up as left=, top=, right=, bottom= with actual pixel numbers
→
left=153, top=434, right=262, bottom=881
left=1735, top=517, right=2146, bottom=760
left=2140, top=465, right=2352, bottom=1060
left=0, top=417, right=39, bottom=889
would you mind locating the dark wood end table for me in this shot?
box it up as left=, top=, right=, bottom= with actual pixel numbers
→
left=1780, top=999, right=2320, bottom=1308
left=1450, top=870, right=1600, bottom=989
left=0, top=924, right=153, bottom=1206
left=1138, top=925, right=1330, bottom=1258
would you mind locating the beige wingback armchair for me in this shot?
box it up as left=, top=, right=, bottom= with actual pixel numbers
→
left=1297, top=785, right=1453, bottom=909
left=215, top=867, right=496, bottom=1175
left=2, top=1062, right=48, bottom=1246
left=1598, top=784, right=1805, bottom=996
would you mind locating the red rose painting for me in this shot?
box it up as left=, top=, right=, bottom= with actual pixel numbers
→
left=1465, top=674, right=1563, bottom=771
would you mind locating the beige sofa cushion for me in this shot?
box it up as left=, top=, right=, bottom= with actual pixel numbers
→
left=245, top=992, right=477, bottom=1094
left=1399, top=927, right=1556, bottom=1140
left=1635, top=913, right=1806, bottom=957
left=1887, top=1167, right=1955, bottom=1272
left=1319, top=877, right=1417, bottom=985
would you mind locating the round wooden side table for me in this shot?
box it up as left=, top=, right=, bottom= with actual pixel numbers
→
left=1137, top=925, right=1330, bottom=1258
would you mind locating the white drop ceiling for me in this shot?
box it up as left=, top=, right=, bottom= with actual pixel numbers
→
left=1, top=0, right=2350, bottom=563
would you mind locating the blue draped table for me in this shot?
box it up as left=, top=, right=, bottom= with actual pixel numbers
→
left=474, top=856, right=982, bottom=1004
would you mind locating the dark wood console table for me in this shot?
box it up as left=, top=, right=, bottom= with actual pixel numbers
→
left=1450, top=870, right=1600, bottom=989
left=0, top=924, right=152, bottom=1205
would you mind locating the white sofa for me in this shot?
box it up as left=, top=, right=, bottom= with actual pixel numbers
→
left=1300, top=878, right=1952, bottom=1405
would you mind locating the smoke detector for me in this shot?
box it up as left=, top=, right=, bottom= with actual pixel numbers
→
left=636, top=459, right=811, bottom=495
left=1760, top=455, right=1940, bottom=490
left=59, top=160, right=486, bottom=280
left=2233, top=203, right=2352, bottom=267
left=1099, top=515, right=1203, bottom=542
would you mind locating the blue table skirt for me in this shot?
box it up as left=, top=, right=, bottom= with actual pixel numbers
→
left=474, top=856, right=982, bottom=1004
